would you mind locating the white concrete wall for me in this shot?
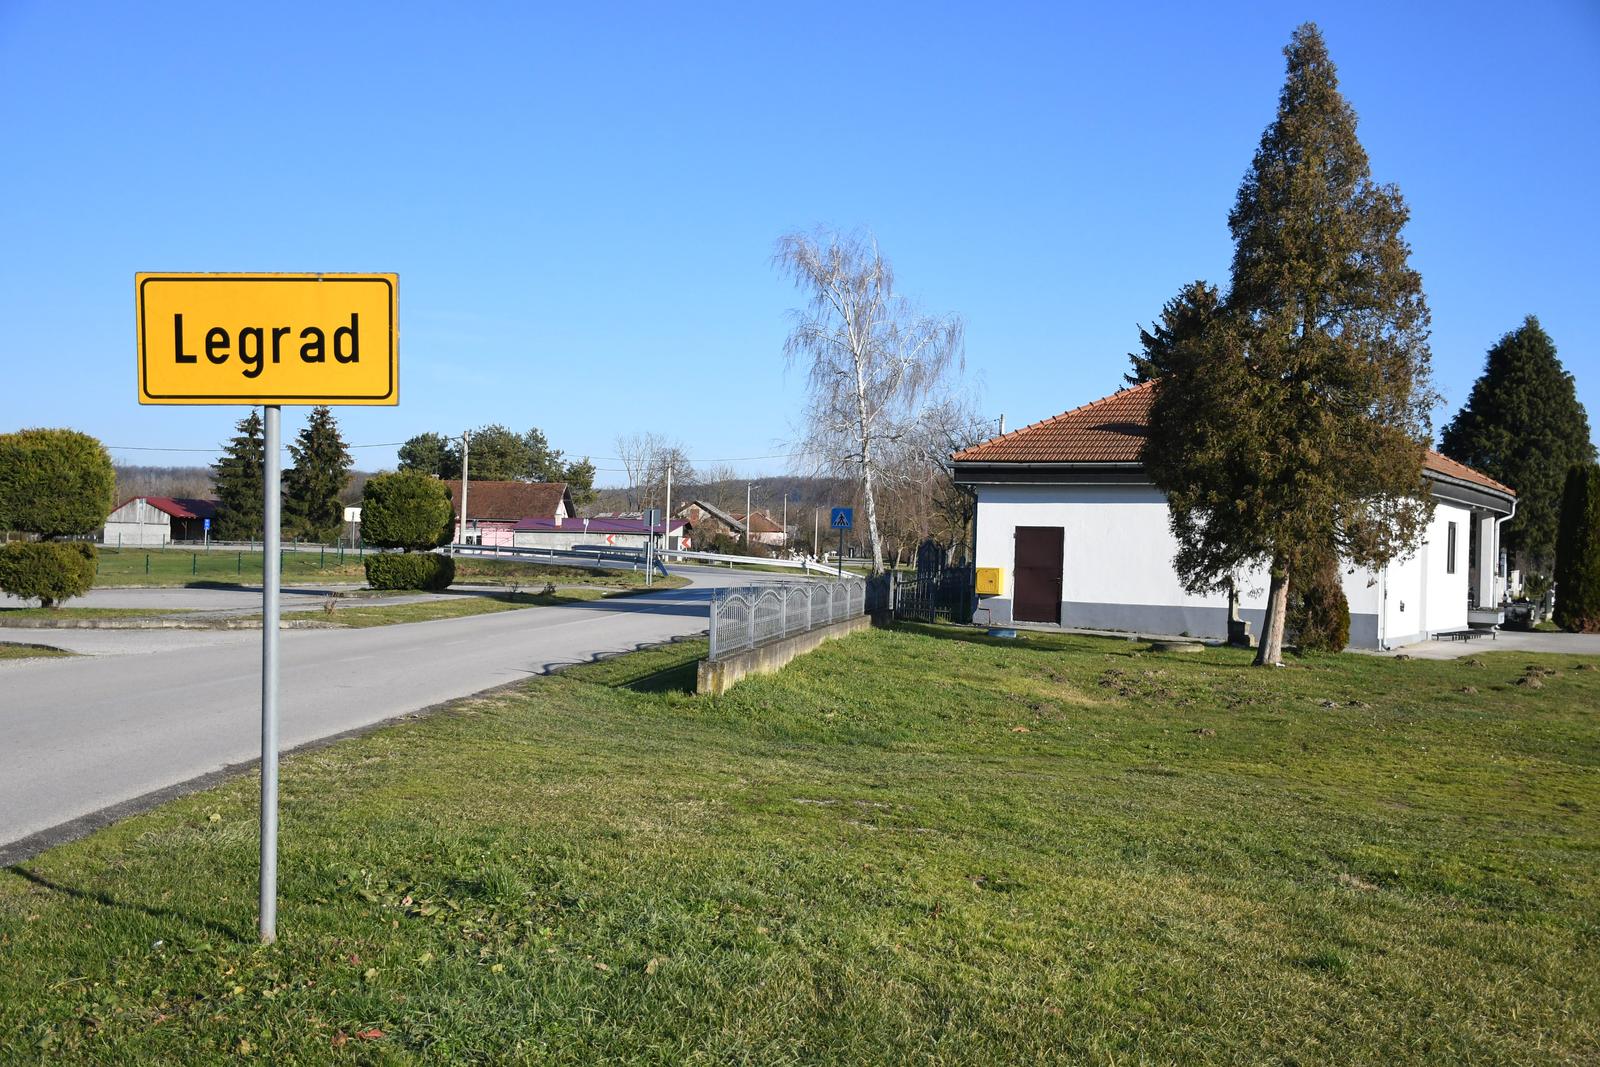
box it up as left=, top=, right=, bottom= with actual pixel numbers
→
left=512, top=530, right=653, bottom=552
left=102, top=499, right=171, bottom=547
left=1378, top=501, right=1472, bottom=644
left=972, top=483, right=1386, bottom=647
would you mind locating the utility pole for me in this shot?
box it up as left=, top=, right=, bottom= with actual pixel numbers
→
left=745, top=483, right=753, bottom=548
left=782, top=492, right=787, bottom=553
left=664, top=467, right=672, bottom=554
left=814, top=508, right=820, bottom=559
left=458, top=431, right=470, bottom=546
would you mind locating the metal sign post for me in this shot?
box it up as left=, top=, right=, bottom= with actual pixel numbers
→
left=135, top=271, right=398, bottom=946
left=643, top=507, right=662, bottom=586
left=203, top=516, right=210, bottom=549
left=259, top=405, right=282, bottom=943
left=830, top=508, right=853, bottom=577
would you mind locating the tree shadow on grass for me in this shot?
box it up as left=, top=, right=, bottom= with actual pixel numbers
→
left=6, top=865, right=248, bottom=943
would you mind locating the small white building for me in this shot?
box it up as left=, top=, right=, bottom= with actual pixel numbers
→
left=102, top=497, right=218, bottom=547
left=511, top=515, right=687, bottom=553
left=952, top=382, right=1517, bottom=650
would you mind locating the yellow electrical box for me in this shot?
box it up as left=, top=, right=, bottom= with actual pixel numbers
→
left=975, top=567, right=1004, bottom=595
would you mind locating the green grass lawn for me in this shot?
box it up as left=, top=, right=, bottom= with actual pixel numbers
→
left=3, top=626, right=1597, bottom=1063
left=92, top=548, right=679, bottom=591
left=0, top=606, right=197, bottom=621
left=283, top=590, right=608, bottom=627
left=0, top=641, right=73, bottom=659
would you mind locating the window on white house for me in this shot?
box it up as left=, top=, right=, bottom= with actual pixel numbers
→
left=1446, top=521, right=1457, bottom=575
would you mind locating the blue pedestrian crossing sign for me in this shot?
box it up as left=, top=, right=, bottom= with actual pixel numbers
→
left=830, top=507, right=853, bottom=530
left=203, top=517, right=211, bottom=531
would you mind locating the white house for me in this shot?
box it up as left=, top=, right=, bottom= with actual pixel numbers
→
left=511, top=515, right=688, bottom=553
left=951, top=382, right=1517, bottom=650
left=102, top=496, right=218, bottom=547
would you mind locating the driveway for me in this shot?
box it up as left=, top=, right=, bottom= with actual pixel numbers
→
left=0, top=566, right=800, bottom=861
left=1366, top=630, right=1600, bottom=660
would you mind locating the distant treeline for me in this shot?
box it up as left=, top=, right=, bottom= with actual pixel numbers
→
left=114, top=465, right=371, bottom=506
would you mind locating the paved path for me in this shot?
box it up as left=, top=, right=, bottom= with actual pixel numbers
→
left=1359, top=630, right=1600, bottom=660
left=0, top=567, right=788, bottom=860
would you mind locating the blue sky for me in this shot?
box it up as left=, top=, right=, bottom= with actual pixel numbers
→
left=1, top=1, right=1596, bottom=485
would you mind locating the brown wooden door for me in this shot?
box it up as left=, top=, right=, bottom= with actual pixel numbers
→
left=1013, top=526, right=1063, bottom=624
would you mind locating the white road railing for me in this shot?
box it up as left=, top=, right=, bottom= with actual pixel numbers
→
left=708, top=577, right=865, bottom=661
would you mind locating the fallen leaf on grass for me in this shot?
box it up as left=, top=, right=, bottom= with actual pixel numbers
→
left=356, top=1028, right=384, bottom=1040
left=645, top=957, right=663, bottom=975
left=1010, top=725, right=1031, bottom=733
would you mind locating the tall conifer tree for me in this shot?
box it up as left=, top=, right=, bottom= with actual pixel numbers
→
left=1143, top=23, right=1435, bottom=665
left=283, top=406, right=352, bottom=541
left=1126, top=281, right=1221, bottom=385
left=211, top=409, right=266, bottom=541
left=1440, top=316, right=1594, bottom=574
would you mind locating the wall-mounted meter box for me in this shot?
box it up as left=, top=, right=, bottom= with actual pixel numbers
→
left=975, top=567, right=1004, bottom=595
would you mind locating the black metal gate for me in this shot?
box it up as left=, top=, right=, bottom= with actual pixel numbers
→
left=891, top=540, right=975, bottom=623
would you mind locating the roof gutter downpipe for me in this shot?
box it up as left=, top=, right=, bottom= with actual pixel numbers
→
left=1495, top=497, right=1518, bottom=603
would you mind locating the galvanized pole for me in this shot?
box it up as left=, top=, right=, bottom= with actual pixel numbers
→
left=458, top=431, right=470, bottom=548
left=259, top=405, right=282, bottom=944
left=664, top=468, right=672, bottom=555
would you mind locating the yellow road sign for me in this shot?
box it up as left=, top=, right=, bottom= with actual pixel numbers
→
left=136, top=273, right=397, bottom=405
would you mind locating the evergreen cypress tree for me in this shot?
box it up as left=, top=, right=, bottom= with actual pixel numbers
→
left=283, top=406, right=352, bottom=541
left=1143, top=23, right=1435, bottom=666
left=1440, top=317, right=1594, bottom=575
left=1126, top=281, right=1221, bottom=385
left=1554, top=464, right=1600, bottom=633
left=211, top=409, right=266, bottom=541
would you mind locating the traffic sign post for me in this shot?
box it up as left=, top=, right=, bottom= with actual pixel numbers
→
left=203, top=516, right=210, bottom=549
left=830, top=507, right=853, bottom=577
left=643, top=507, right=662, bottom=587
left=136, top=272, right=398, bottom=945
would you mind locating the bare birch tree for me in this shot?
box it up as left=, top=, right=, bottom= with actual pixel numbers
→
left=774, top=229, right=964, bottom=573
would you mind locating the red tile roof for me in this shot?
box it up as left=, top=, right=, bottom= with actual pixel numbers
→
left=733, top=512, right=785, bottom=534
left=443, top=480, right=573, bottom=521
left=121, top=496, right=218, bottom=519
left=952, top=382, right=1515, bottom=497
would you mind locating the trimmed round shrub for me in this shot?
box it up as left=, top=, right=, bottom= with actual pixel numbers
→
left=1288, top=554, right=1350, bottom=653
left=364, top=551, right=455, bottom=591
left=360, top=471, right=454, bottom=550
left=0, top=542, right=97, bottom=607
left=0, top=429, right=116, bottom=538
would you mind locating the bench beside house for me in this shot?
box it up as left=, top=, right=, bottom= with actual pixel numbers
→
left=951, top=381, right=1517, bottom=650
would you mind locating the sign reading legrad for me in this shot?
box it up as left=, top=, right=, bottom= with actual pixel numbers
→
left=136, top=273, right=398, bottom=405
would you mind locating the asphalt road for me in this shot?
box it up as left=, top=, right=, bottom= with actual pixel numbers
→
left=0, top=567, right=782, bottom=860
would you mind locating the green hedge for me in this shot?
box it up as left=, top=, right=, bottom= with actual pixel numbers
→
left=364, top=552, right=455, bottom=591
left=359, top=470, right=454, bottom=550
left=1554, top=464, right=1600, bottom=633
left=0, top=429, right=116, bottom=538
left=0, top=542, right=97, bottom=607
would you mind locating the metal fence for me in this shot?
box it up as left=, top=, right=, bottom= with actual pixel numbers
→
left=708, top=578, right=865, bottom=661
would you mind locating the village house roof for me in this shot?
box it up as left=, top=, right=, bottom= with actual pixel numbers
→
left=118, top=496, right=219, bottom=519
left=676, top=499, right=746, bottom=533
left=733, top=512, right=785, bottom=534
left=951, top=381, right=1516, bottom=498
left=443, top=480, right=574, bottom=521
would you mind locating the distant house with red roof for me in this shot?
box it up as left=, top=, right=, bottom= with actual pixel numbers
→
left=951, top=381, right=1517, bottom=649
left=442, top=480, right=575, bottom=547
left=103, top=496, right=219, bottom=546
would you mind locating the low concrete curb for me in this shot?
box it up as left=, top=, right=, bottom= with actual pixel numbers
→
left=696, top=614, right=872, bottom=696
